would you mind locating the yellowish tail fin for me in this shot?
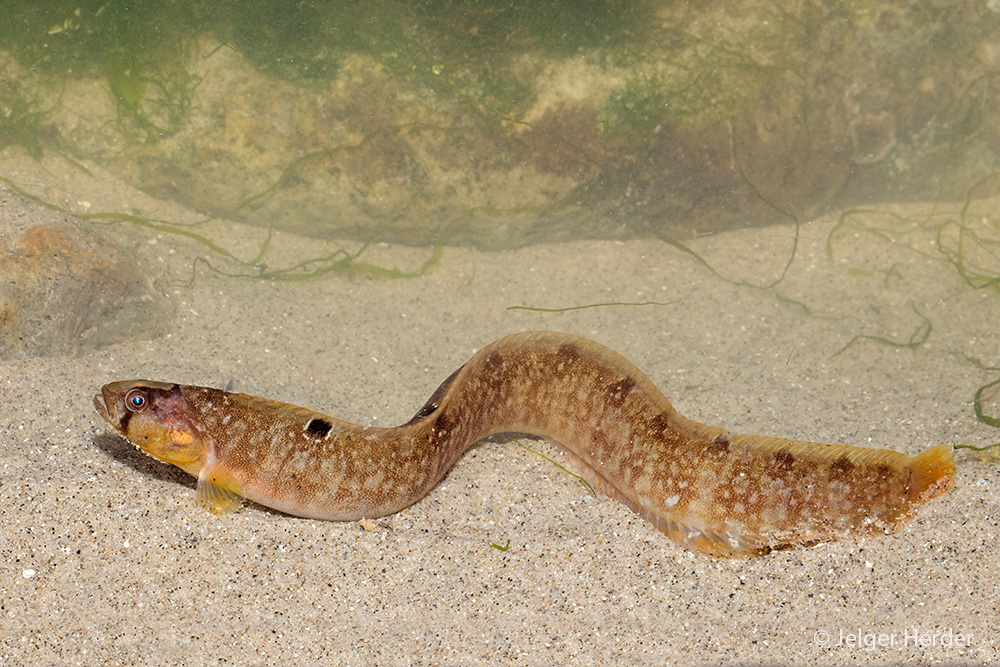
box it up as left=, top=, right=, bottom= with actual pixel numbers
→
left=908, top=444, right=955, bottom=503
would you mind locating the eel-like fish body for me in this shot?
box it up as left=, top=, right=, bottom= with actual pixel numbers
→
left=94, top=331, right=954, bottom=556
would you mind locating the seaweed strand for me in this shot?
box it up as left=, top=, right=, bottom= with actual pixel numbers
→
left=507, top=300, right=676, bottom=313
left=829, top=303, right=931, bottom=358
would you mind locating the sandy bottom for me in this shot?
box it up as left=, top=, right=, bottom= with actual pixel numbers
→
left=2, top=153, right=999, bottom=665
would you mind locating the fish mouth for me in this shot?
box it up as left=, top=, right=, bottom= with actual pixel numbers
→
left=93, top=392, right=110, bottom=422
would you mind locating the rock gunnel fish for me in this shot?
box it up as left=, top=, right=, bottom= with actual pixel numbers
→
left=94, top=331, right=954, bottom=556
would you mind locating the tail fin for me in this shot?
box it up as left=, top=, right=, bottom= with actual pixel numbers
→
left=908, top=444, right=955, bottom=503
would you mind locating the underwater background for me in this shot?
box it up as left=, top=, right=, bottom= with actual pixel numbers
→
left=1, top=2, right=999, bottom=664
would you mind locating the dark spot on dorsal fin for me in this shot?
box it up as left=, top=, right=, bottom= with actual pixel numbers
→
left=873, top=463, right=893, bottom=480
left=771, top=449, right=797, bottom=473
left=432, top=409, right=455, bottom=440
left=403, top=363, right=465, bottom=426
left=648, top=411, right=675, bottom=434
left=706, top=435, right=730, bottom=456
left=604, top=377, right=637, bottom=406
left=832, top=455, right=854, bottom=472
left=305, top=418, right=333, bottom=439
left=556, top=343, right=581, bottom=364
left=827, top=455, right=858, bottom=482
left=482, top=351, right=504, bottom=372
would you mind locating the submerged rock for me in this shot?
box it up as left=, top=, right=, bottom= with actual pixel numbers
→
left=0, top=196, right=173, bottom=358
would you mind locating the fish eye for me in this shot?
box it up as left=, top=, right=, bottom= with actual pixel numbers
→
left=125, top=388, right=149, bottom=412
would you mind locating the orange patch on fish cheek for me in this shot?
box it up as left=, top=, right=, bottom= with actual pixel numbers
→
left=166, top=428, right=195, bottom=447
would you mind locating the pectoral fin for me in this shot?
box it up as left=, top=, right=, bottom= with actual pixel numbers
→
left=196, top=467, right=244, bottom=516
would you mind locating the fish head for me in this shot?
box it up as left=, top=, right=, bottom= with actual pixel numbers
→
left=95, top=380, right=209, bottom=476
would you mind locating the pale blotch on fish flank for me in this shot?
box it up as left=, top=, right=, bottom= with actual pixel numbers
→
left=94, top=331, right=956, bottom=557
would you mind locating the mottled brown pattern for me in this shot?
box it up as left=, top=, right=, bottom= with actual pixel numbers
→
left=94, top=331, right=956, bottom=556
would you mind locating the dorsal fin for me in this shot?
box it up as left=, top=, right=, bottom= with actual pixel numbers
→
left=402, top=363, right=465, bottom=425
